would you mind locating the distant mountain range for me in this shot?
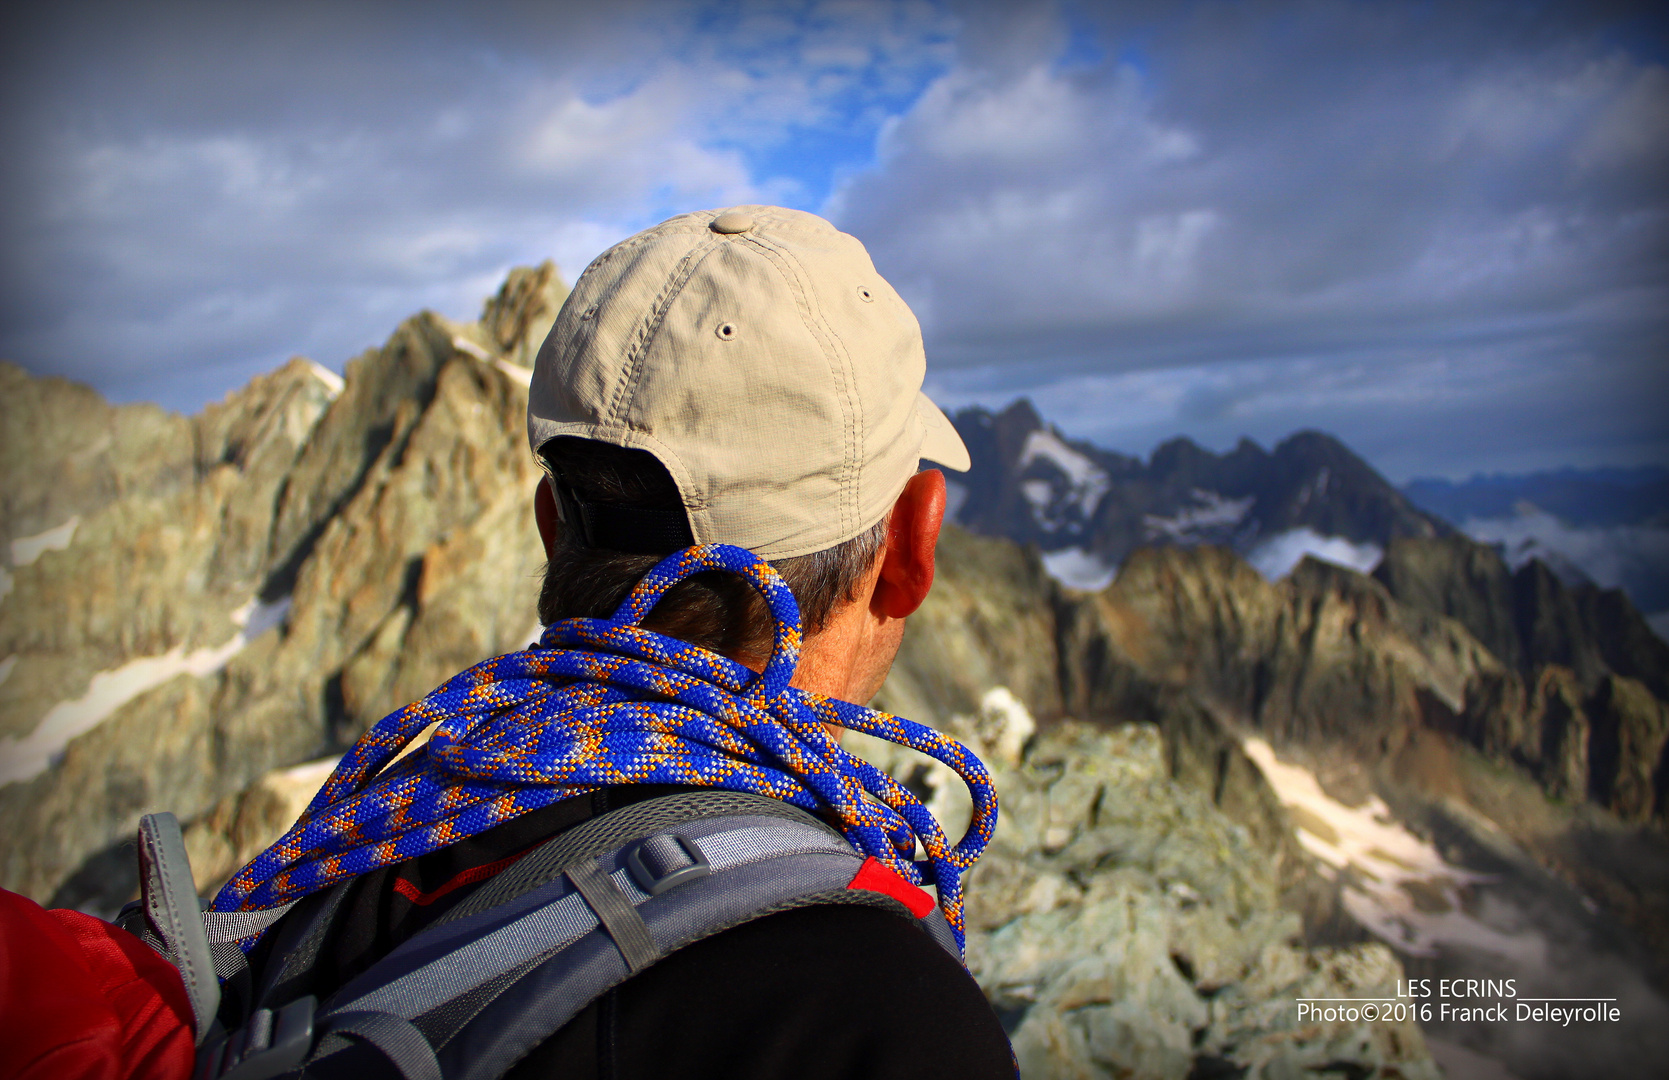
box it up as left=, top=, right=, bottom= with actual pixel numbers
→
left=945, top=400, right=1669, bottom=634
left=948, top=399, right=1447, bottom=589
left=941, top=397, right=1668, bottom=712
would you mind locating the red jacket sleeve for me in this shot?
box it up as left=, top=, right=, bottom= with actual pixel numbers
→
left=0, top=888, right=195, bottom=1080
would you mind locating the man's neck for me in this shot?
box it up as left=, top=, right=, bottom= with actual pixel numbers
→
left=786, top=588, right=903, bottom=706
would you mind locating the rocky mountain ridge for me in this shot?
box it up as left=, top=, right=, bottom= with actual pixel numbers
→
left=1402, top=466, right=1669, bottom=642
left=0, top=262, right=567, bottom=901
left=943, top=398, right=1669, bottom=831
left=853, top=700, right=1438, bottom=1080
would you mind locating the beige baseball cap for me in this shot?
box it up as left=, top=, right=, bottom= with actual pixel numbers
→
left=527, top=205, right=969, bottom=560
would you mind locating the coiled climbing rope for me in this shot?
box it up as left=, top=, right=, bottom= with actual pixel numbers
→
left=212, top=544, right=997, bottom=953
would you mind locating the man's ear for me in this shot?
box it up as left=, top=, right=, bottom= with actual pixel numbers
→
left=873, top=469, right=945, bottom=620
left=534, top=478, right=560, bottom=560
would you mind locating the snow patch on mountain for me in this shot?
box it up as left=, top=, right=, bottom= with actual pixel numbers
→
left=1020, top=429, right=1103, bottom=494
left=450, top=335, right=492, bottom=361
left=306, top=361, right=344, bottom=397
left=1143, top=489, right=1255, bottom=543
left=0, top=595, right=292, bottom=785
left=1019, top=429, right=1110, bottom=518
left=495, top=360, right=533, bottom=387
left=238, top=594, right=293, bottom=641
left=1243, top=738, right=1544, bottom=965
left=11, top=517, right=80, bottom=566
left=1248, top=528, right=1383, bottom=580
left=450, top=334, right=533, bottom=388
left=1041, top=547, right=1118, bottom=592
left=1020, top=479, right=1054, bottom=521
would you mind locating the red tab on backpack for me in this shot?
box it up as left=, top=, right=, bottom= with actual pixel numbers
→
left=845, top=856, right=935, bottom=918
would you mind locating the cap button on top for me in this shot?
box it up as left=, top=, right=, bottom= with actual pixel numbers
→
left=710, top=212, right=754, bottom=235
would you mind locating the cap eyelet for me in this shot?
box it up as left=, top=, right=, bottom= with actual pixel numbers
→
left=857, top=286, right=874, bottom=303
left=580, top=305, right=598, bottom=321
left=715, top=322, right=738, bottom=341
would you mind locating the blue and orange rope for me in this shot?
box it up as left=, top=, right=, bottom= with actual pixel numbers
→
left=212, top=544, right=997, bottom=953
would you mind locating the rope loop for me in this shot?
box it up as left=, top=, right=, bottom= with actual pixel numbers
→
left=607, top=543, right=804, bottom=701
left=212, top=544, right=997, bottom=953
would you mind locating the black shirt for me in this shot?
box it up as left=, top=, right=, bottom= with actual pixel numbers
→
left=258, top=785, right=1014, bottom=1080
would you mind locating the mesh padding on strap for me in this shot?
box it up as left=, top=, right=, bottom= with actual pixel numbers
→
left=202, top=904, right=294, bottom=944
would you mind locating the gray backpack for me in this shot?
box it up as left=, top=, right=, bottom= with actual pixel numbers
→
left=121, top=791, right=958, bottom=1080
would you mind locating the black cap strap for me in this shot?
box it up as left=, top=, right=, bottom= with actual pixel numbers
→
left=552, top=479, right=695, bottom=555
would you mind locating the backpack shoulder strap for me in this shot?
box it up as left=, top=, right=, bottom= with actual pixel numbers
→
left=119, top=813, right=319, bottom=1080
left=125, top=812, right=219, bottom=1044
left=296, top=790, right=955, bottom=1080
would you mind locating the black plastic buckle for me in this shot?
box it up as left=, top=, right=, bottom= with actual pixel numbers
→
left=194, top=995, right=315, bottom=1080
left=626, top=834, right=712, bottom=896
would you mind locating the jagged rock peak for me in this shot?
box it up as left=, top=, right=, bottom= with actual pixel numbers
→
left=1149, top=432, right=1228, bottom=475
left=0, top=263, right=560, bottom=903
left=479, top=260, right=570, bottom=369
left=1377, top=534, right=1669, bottom=701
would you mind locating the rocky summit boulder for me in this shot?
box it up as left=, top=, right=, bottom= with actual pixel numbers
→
left=848, top=693, right=1439, bottom=1080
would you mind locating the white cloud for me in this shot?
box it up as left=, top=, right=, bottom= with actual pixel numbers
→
left=1040, top=547, right=1118, bottom=593
left=1462, top=507, right=1669, bottom=614
left=1133, top=209, right=1218, bottom=284
left=10, top=72, right=771, bottom=395
left=510, top=78, right=758, bottom=207
left=0, top=2, right=954, bottom=408
left=839, top=55, right=1227, bottom=335
left=906, top=63, right=1093, bottom=161
left=1247, top=528, right=1383, bottom=582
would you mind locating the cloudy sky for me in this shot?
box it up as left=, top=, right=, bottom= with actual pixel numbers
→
left=1, top=0, right=1664, bottom=481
